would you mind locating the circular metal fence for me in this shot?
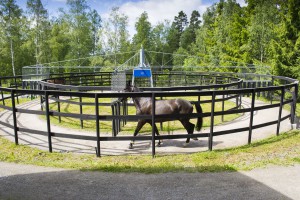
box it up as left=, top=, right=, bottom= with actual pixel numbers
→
left=0, top=71, right=298, bottom=157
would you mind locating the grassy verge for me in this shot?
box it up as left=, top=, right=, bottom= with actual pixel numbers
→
left=0, top=130, right=299, bottom=173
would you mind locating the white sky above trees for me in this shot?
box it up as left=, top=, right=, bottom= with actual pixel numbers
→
left=16, top=0, right=246, bottom=37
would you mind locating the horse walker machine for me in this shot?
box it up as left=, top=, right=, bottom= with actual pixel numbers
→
left=132, top=47, right=153, bottom=87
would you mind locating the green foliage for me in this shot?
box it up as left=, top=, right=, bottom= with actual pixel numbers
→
left=132, top=12, right=153, bottom=49
left=0, top=0, right=299, bottom=81
left=180, top=10, right=201, bottom=50
left=0, top=0, right=24, bottom=76
left=99, top=7, right=130, bottom=65
left=27, top=0, right=51, bottom=64
left=166, top=11, right=189, bottom=54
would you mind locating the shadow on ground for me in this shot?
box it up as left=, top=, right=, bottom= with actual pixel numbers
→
left=0, top=168, right=291, bottom=200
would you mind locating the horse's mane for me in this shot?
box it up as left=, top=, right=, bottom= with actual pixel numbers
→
left=133, top=85, right=142, bottom=92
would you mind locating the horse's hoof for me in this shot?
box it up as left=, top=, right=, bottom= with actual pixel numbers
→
left=157, top=140, right=163, bottom=146
left=129, top=143, right=133, bottom=149
left=183, top=142, right=189, bottom=147
left=192, top=137, right=199, bottom=141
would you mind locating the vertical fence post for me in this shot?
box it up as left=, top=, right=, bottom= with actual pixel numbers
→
left=95, top=94, right=100, bottom=157
left=160, top=96, right=163, bottom=131
left=11, top=90, right=18, bottom=145
left=293, top=83, right=298, bottom=124
left=45, top=91, right=52, bottom=153
left=0, top=79, right=5, bottom=106
left=291, top=83, right=298, bottom=125
left=1, top=90, right=4, bottom=105
left=239, top=81, right=243, bottom=109
left=209, top=91, right=215, bottom=151
left=200, top=75, right=203, bottom=85
left=248, top=89, right=256, bottom=144
left=79, top=96, right=83, bottom=128
left=151, top=92, right=156, bottom=158
left=222, top=87, right=225, bottom=122
left=111, top=103, right=116, bottom=137
left=270, top=77, right=274, bottom=104
left=122, top=99, right=127, bottom=126
left=57, top=96, right=61, bottom=123
left=14, top=77, right=19, bottom=104
left=117, top=101, right=121, bottom=133
left=290, top=90, right=295, bottom=125
left=276, top=87, right=285, bottom=136
left=39, top=84, right=43, bottom=111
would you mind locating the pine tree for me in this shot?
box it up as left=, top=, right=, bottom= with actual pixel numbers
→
left=269, top=0, right=300, bottom=79
left=167, top=11, right=188, bottom=53
left=180, top=10, right=201, bottom=50
left=65, top=0, right=93, bottom=65
left=49, top=18, right=71, bottom=63
left=89, top=9, right=101, bottom=55
left=27, top=0, right=51, bottom=64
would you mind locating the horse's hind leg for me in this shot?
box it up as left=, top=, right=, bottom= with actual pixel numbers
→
left=129, top=120, right=146, bottom=149
left=180, top=120, right=195, bottom=145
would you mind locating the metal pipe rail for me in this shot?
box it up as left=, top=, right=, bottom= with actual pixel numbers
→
left=0, top=72, right=298, bottom=157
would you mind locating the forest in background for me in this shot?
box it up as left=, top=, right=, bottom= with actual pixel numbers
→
left=0, top=0, right=300, bottom=80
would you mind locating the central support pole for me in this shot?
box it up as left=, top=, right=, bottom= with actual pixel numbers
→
left=132, top=47, right=153, bottom=87
left=139, top=47, right=145, bottom=68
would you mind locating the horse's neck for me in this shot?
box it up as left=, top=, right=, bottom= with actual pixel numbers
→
left=132, top=97, right=151, bottom=112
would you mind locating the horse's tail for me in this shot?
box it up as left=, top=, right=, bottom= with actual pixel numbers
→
left=195, top=102, right=203, bottom=131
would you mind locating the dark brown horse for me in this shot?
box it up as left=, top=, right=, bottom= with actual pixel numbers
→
left=124, top=84, right=203, bottom=149
left=47, top=78, right=65, bottom=84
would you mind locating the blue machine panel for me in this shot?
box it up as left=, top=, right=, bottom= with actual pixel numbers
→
left=133, top=68, right=152, bottom=78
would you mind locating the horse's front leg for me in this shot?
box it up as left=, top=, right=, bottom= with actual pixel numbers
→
left=150, top=122, right=162, bottom=147
left=129, top=120, right=146, bottom=149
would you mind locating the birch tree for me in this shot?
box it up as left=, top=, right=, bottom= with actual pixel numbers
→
left=0, top=0, right=22, bottom=76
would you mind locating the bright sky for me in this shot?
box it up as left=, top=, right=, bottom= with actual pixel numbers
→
left=16, top=0, right=246, bottom=37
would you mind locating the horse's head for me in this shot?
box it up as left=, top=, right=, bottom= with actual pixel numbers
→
left=118, top=82, right=141, bottom=101
left=124, top=83, right=134, bottom=92
left=124, top=81, right=141, bottom=93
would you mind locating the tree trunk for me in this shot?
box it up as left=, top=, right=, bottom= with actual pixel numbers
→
left=10, top=37, right=16, bottom=76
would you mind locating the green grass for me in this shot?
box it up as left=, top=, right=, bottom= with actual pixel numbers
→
left=0, top=97, right=32, bottom=112
left=0, top=130, right=299, bottom=173
left=44, top=96, right=241, bottom=134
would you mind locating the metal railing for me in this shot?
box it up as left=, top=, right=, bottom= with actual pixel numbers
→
left=0, top=71, right=298, bottom=157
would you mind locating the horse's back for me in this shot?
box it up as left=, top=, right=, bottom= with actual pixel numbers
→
left=155, top=98, right=192, bottom=115
left=174, top=98, right=193, bottom=114
left=47, top=78, right=65, bottom=84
